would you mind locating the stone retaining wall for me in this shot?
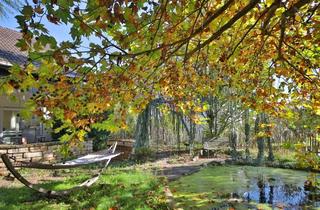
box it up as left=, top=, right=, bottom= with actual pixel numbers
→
left=0, top=140, right=93, bottom=176
left=107, top=139, right=134, bottom=161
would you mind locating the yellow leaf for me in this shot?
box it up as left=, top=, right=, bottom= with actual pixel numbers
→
left=275, top=7, right=285, bottom=16
left=4, top=83, right=15, bottom=95
left=295, top=15, right=302, bottom=22
left=266, top=0, right=273, bottom=7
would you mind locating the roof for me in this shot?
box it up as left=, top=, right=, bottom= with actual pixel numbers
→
left=0, top=26, right=28, bottom=67
left=0, top=27, right=79, bottom=78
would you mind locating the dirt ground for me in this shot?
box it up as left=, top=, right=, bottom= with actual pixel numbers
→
left=128, top=153, right=229, bottom=181
left=0, top=169, right=68, bottom=188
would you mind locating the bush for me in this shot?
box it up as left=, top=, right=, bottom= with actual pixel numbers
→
left=51, top=119, right=69, bottom=141
left=87, top=128, right=110, bottom=151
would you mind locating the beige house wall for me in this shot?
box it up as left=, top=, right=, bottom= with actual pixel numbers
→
left=0, top=92, right=53, bottom=142
left=0, top=93, right=29, bottom=108
left=0, top=93, right=28, bottom=132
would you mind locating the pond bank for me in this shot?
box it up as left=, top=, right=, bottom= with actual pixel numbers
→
left=224, top=159, right=320, bottom=173
left=153, top=157, right=226, bottom=181
left=149, top=156, right=319, bottom=209
left=148, top=155, right=318, bottom=182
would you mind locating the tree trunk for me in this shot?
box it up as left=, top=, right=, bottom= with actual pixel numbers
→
left=267, top=136, right=274, bottom=162
left=214, top=97, right=218, bottom=137
left=229, top=128, right=237, bottom=160
left=255, top=113, right=264, bottom=165
left=244, top=109, right=250, bottom=161
left=229, top=100, right=237, bottom=160
left=189, top=119, right=196, bottom=155
left=265, top=115, right=274, bottom=162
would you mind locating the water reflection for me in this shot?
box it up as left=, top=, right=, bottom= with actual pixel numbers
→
left=171, top=166, right=319, bottom=210
left=257, top=177, right=266, bottom=203
left=221, top=171, right=319, bottom=209
left=268, top=184, right=274, bottom=204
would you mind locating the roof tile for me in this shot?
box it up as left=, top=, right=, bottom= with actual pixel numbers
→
left=0, top=26, right=28, bottom=66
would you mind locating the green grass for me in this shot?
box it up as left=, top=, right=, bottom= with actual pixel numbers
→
left=0, top=168, right=169, bottom=210
left=247, top=147, right=297, bottom=163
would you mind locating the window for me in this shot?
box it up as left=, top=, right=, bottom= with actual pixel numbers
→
left=0, top=66, right=10, bottom=77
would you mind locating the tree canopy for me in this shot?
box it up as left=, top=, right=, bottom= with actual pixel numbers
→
left=2, top=0, right=319, bottom=145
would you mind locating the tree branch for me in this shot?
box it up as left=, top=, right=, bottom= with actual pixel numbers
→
left=227, top=5, right=271, bottom=60
left=185, top=0, right=260, bottom=59
left=104, top=0, right=235, bottom=59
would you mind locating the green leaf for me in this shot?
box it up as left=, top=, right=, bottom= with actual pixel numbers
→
left=22, top=5, right=33, bottom=20
left=91, top=114, right=120, bottom=132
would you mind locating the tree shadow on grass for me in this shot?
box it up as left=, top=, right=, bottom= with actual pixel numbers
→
left=0, top=171, right=169, bottom=210
left=0, top=180, right=70, bottom=210
left=0, top=181, right=115, bottom=209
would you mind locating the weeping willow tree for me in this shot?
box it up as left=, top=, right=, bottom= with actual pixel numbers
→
left=169, top=111, right=182, bottom=151
left=123, top=98, right=218, bottom=154
left=154, top=106, right=161, bottom=151
left=134, top=99, right=194, bottom=151
left=134, top=103, right=151, bottom=149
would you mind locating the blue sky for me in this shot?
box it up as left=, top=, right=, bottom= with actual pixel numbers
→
left=1, top=8, right=71, bottom=43
left=0, top=3, right=104, bottom=51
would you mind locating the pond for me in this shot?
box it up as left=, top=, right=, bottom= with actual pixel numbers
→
left=170, top=165, right=320, bottom=210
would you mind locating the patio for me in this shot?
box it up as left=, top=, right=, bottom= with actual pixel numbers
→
left=0, top=94, right=52, bottom=145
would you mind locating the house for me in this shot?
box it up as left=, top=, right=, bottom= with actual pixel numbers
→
left=0, top=26, right=52, bottom=144
left=0, top=27, right=96, bottom=177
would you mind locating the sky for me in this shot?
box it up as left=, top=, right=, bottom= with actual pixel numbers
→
left=1, top=8, right=71, bottom=43
left=0, top=2, right=103, bottom=54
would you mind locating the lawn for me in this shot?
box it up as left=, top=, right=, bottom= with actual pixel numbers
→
left=0, top=167, right=169, bottom=210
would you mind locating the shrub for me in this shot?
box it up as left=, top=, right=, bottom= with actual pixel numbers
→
left=87, top=128, right=110, bottom=151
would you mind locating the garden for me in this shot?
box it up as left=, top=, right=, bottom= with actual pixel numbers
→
left=0, top=0, right=319, bottom=209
